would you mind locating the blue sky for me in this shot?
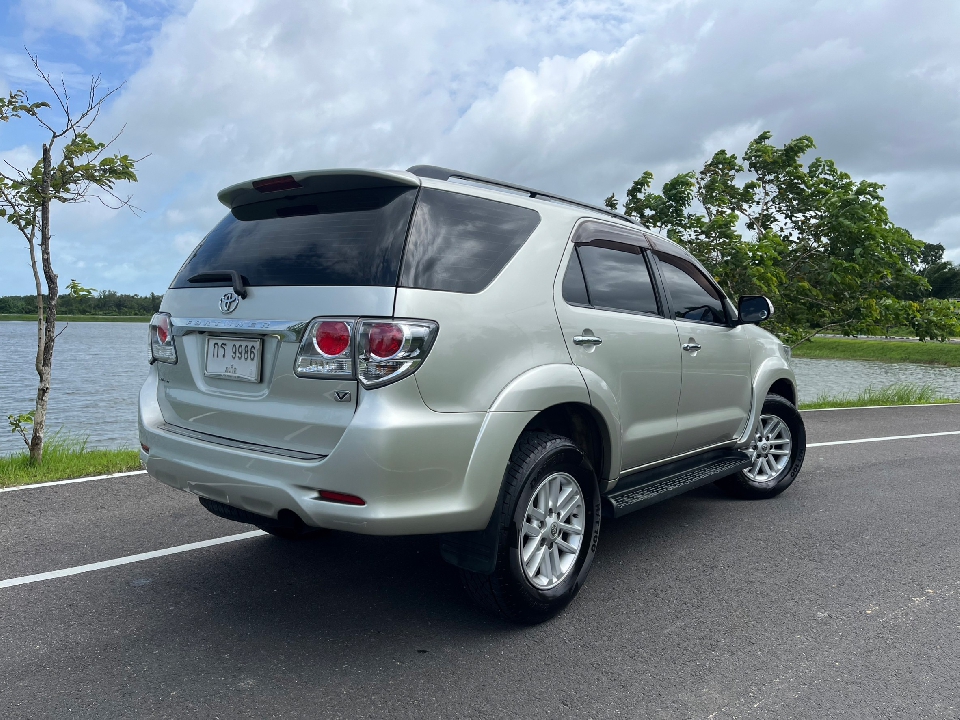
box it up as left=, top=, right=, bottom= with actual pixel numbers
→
left=1, top=0, right=959, bottom=296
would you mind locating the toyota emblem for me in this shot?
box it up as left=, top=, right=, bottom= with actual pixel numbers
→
left=219, top=291, right=240, bottom=314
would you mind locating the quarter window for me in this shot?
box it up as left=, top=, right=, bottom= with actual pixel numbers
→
left=561, top=249, right=589, bottom=305
left=655, top=252, right=727, bottom=324
left=399, top=188, right=541, bottom=294
left=574, top=244, right=660, bottom=315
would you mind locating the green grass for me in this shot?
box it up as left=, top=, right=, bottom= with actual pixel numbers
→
left=800, top=382, right=960, bottom=410
left=0, top=314, right=151, bottom=322
left=0, top=433, right=142, bottom=488
left=793, top=337, right=960, bottom=366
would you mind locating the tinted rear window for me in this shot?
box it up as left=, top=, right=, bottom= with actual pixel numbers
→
left=399, top=188, right=541, bottom=294
left=171, top=186, right=417, bottom=288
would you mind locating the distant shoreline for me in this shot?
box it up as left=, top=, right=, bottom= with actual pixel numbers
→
left=0, top=314, right=150, bottom=323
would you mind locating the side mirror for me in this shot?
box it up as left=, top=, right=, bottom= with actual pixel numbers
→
left=738, top=295, right=775, bottom=324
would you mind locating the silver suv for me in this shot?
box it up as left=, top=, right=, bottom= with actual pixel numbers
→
left=139, top=166, right=805, bottom=623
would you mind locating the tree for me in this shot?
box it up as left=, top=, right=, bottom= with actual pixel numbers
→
left=608, top=132, right=960, bottom=345
left=0, top=54, right=142, bottom=463
left=916, top=243, right=960, bottom=300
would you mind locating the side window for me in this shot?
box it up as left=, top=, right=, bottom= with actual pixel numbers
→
left=576, top=244, right=660, bottom=315
left=399, top=188, right=541, bottom=294
left=654, top=252, right=727, bottom=324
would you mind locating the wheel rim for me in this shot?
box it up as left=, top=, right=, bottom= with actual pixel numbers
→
left=744, top=413, right=793, bottom=486
left=519, top=472, right=586, bottom=590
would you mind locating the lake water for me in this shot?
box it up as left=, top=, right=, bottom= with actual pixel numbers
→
left=2, top=321, right=960, bottom=456
left=0, top=321, right=148, bottom=456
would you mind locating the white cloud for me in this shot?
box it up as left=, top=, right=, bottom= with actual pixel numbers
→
left=172, top=232, right=199, bottom=254
left=3, top=0, right=960, bottom=296
left=19, top=0, right=128, bottom=41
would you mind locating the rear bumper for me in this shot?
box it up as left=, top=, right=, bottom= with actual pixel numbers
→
left=139, top=366, right=534, bottom=535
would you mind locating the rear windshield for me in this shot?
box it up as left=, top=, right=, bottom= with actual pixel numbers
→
left=399, top=188, right=541, bottom=294
left=171, top=186, right=418, bottom=288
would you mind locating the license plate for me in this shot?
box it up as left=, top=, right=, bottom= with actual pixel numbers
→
left=204, top=336, right=262, bottom=383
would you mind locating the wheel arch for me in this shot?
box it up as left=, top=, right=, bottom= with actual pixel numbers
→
left=520, top=402, right=612, bottom=492
left=738, top=356, right=799, bottom=446
left=768, top=377, right=797, bottom=407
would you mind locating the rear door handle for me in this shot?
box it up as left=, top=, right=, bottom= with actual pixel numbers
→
left=573, top=335, right=603, bottom=346
left=682, top=343, right=702, bottom=352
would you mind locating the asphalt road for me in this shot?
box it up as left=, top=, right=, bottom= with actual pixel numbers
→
left=2, top=405, right=959, bottom=719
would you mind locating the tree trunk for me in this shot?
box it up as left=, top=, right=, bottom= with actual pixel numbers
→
left=29, top=142, right=57, bottom=464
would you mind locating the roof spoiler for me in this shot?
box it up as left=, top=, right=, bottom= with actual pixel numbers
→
left=217, top=169, right=419, bottom=210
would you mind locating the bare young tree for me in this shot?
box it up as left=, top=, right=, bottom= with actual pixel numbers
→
left=0, top=52, right=143, bottom=463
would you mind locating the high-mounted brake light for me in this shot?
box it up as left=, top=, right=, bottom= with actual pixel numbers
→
left=148, top=313, right=177, bottom=364
left=252, top=175, right=302, bottom=193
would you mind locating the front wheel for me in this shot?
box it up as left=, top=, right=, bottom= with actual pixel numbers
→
left=716, top=393, right=806, bottom=499
left=460, top=432, right=601, bottom=624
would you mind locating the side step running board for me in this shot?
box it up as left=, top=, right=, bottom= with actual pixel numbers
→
left=603, top=449, right=751, bottom=518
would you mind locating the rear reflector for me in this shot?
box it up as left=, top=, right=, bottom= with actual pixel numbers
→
left=317, top=490, right=366, bottom=506
left=252, top=175, right=302, bottom=193
left=140, top=442, right=149, bottom=453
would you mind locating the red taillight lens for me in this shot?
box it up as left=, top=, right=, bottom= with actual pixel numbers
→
left=252, top=175, right=302, bottom=193
left=156, top=315, right=169, bottom=344
left=315, top=321, right=350, bottom=356
left=368, top=323, right=404, bottom=359
left=318, top=490, right=366, bottom=506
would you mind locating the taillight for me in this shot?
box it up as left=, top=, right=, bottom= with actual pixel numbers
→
left=316, top=321, right=351, bottom=356
left=356, top=319, right=439, bottom=389
left=294, top=317, right=439, bottom=388
left=149, top=313, right=177, bottom=364
left=368, top=323, right=404, bottom=359
left=295, top=317, right=354, bottom=378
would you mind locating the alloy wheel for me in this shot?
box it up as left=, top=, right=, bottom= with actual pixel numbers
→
left=519, top=472, right=585, bottom=589
left=744, top=413, right=793, bottom=486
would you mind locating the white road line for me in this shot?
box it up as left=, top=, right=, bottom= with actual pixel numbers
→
left=808, top=430, right=960, bottom=448
left=801, top=403, right=960, bottom=413
left=0, top=469, right=147, bottom=493
left=0, top=530, right=265, bottom=589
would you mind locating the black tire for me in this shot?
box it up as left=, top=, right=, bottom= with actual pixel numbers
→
left=715, top=393, right=806, bottom=499
left=460, top=431, right=601, bottom=624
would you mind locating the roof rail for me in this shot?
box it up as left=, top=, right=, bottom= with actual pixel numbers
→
left=407, top=165, right=642, bottom=226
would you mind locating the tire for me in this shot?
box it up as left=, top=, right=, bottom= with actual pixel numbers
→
left=716, top=393, right=806, bottom=499
left=460, top=431, right=601, bottom=624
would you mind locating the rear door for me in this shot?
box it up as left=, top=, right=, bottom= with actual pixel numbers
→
left=554, top=236, right=681, bottom=472
left=156, top=178, right=419, bottom=457
left=652, top=250, right=753, bottom=454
